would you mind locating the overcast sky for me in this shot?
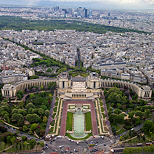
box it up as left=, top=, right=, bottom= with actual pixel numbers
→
left=0, top=0, right=154, bottom=10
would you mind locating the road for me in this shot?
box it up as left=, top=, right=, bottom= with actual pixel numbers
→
left=3, top=124, right=43, bottom=142
left=44, top=136, right=113, bottom=154
left=115, top=115, right=154, bottom=140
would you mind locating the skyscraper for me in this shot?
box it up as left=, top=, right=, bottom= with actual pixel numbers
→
left=89, top=9, right=92, bottom=18
left=85, top=9, right=88, bottom=18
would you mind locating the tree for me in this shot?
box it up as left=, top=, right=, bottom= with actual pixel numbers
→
left=108, top=92, right=122, bottom=104
left=18, top=114, right=24, bottom=121
left=12, top=109, right=18, bottom=114
left=28, top=108, right=33, bottom=114
left=30, top=93, right=35, bottom=99
left=117, top=103, right=121, bottom=109
left=114, top=109, right=121, bottom=114
left=128, top=111, right=134, bottom=119
left=18, top=101, right=25, bottom=109
left=30, top=75, right=39, bottom=79
left=38, top=108, right=44, bottom=116
left=11, top=113, right=18, bottom=121
left=26, top=103, right=35, bottom=110
left=34, top=97, right=44, bottom=105
left=17, top=119, right=24, bottom=127
left=118, top=114, right=125, bottom=124
left=29, top=139, right=36, bottom=148
left=23, top=125, right=28, bottom=132
left=18, top=109, right=26, bottom=116
left=143, top=120, right=153, bottom=134
left=30, top=123, right=38, bottom=130
left=40, top=130, right=45, bottom=137
left=0, top=125, right=7, bottom=133
left=123, top=147, right=143, bottom=154
left=135, top=111, right=143, bottom=119
left=40, top=85, right=43, bottom=90
left=48, top=82, right=56, bottom=92
left=11, top=113, right=24, bottom=122
left=40, top=141, right=44, bottom=147
left=135, top=117, right=141, bottom=125
left=139, top=99, right=147, bottom=106
left=112, top=126, right=116, bottom=136
left=108, top=87, right=120, bottom=94
left=43, top=116, right=47, bottom=123
left=7, top=136, right=11, bottom=144
left=41, top=105, right=47, bottom=110
left=46, top=68, right=52, bottom=72
left=144, top=109, right=150, bottom=118
left=26, top=114, right=40, bottom=123
left=11, top=136, right=16, bottom=144
left=120, top=136, right=122, bottom=141
left=17, top=90, right=24, bottom=100
left=45, top=110, right=50, bottom=117
left=109, top=114, right=117, bottom=124
left=21, top=136, right=27, bottom=141
left=4, top=114, right=9, bottom=121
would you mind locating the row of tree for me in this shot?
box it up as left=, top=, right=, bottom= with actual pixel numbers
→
left=123, top=144, right=154, bottom=154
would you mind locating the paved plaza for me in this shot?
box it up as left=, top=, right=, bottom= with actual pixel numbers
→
left=60, top=100, right=98, bottom=136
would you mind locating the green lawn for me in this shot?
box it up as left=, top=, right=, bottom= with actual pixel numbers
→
left=52, top=113, right=56, bottom=119
left=65, top=133, right=92, bottom=140
left=66, top=112, right=73, bottom=131
left=55, top=101, right=58, bottom=106
left=117, top=128, right=125, bottom=135
left=50, top=120, right=55, bottom=126
left=50, top=127, right=54, bottom=133
left=39, top=122, right=47, bottom=130
left=85, top=112, right=92, bottom=131
left=102, top=112, right=106, bottom=118
left=125, top=137, right=148, bottom=143
left=53, top=107, right=57, bottom=112
left=111, top=124, right=120, bottom=131
left=100, top=101, right=103, bottom=106
left=101, top=107, right=104, bottom=112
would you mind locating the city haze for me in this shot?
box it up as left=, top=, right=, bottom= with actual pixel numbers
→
left=0, top=0, right=154, bottom=10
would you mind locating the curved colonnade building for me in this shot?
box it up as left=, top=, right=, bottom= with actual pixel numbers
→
left=1, top=72, right=152, bottom=99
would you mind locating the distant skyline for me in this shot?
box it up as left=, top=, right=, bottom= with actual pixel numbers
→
left=0, top=0, right=154, bottom=10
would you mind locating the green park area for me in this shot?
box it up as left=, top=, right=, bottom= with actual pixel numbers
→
left=0, top=16, right=147, bottom=34
left=104, top=86, right=154, bottom=142
left=0, top=82, right=57, bottom=141
left=0, top=128, right=45, bottom=153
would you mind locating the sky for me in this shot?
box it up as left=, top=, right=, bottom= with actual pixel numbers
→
left=0, top=0, right=154, bottom=10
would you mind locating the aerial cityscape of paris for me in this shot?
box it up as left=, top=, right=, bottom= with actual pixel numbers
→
left=0, top=0, right=154, bottom=154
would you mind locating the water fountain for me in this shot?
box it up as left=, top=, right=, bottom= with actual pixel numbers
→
left=71, top=107, right=87, bottom=138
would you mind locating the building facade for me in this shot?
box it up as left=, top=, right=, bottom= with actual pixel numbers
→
left=1, top=72, right=152, bottom=99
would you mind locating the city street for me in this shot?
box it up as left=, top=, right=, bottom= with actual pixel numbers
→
left=44, top=136, right=113, bottom=154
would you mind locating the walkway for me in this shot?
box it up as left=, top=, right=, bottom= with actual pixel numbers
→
left=21, top=90, right=51, bottom=102
left=101, top=92, right=113, bottom=137
left=60, top=100, right=98, bottom=136
left=45, top=90, right=56, bottom=136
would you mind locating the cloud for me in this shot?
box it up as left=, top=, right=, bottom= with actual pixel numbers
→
left=0, top=0, right=153, bottom=9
